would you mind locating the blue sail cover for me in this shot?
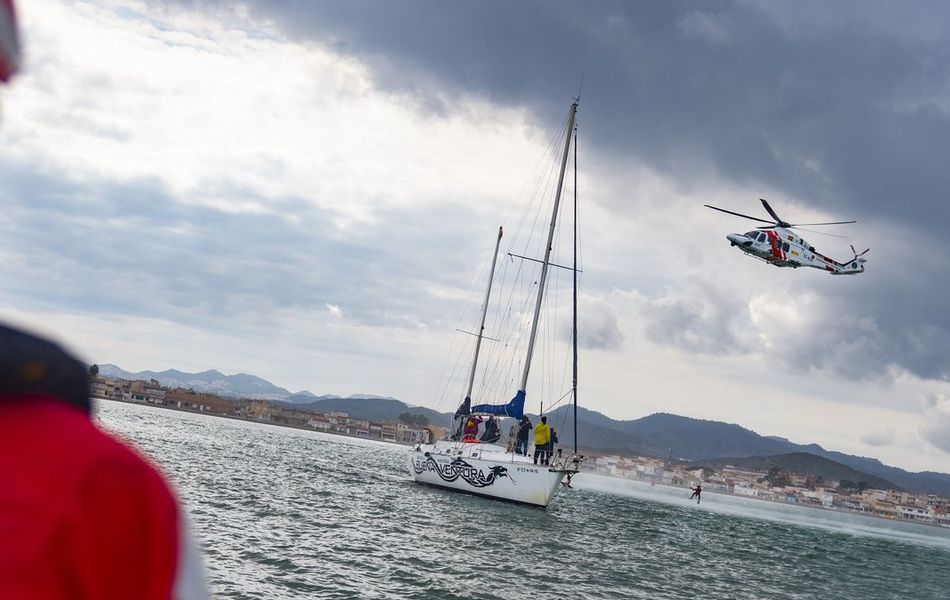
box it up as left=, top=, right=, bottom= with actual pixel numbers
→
left=471, top=390, right=526, bottom=419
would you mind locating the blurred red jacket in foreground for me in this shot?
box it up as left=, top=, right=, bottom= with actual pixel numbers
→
left=0, top=396, right=183, bottom=598
left=0, top=324, right=207, bottom=599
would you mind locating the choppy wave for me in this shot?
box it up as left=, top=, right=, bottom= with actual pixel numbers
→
left=97, top=401, right=950, bottom=599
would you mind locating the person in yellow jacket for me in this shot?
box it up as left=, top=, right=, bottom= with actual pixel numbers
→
left=533, top=416, right=551, bottom=466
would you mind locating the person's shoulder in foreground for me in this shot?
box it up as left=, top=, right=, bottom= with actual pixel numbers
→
left=0, top=323, right=208, bottom=599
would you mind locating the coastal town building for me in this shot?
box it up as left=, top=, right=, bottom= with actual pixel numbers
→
left=584, top=453, right=949, bottom=527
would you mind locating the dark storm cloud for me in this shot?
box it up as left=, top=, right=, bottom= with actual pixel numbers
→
left=172, top=0, right=950, bottom=228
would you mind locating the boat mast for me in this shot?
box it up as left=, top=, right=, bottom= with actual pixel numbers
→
left=572, top=123, right=578, bottom=455
left=463, top=226, right=504, bottom=406
left=519, top=101, right=578, bottom=394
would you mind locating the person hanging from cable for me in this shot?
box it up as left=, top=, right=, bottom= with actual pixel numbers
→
left=690, top=483, right=703, bottom=504
left=533, top=415, right=551, bottom=466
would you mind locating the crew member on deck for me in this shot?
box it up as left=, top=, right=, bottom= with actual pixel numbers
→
left=533, top=416, right=551, bottom=466
left=462, top=415, right=482, bottom=441
left=505, top=422, right=517, bottom=452
left=480, top=415, right=500, bottom=444
left=515, top=416, right=532, bottom=456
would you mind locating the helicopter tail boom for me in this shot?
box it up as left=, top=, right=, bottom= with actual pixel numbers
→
left=830, top=252, right=868, bottom=274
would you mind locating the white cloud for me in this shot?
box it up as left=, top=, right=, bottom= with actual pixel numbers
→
left=6, top=0, right=545, bottom=228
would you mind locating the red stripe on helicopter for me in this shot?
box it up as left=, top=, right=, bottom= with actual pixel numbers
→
left=766, top=230, right=784, bottom=260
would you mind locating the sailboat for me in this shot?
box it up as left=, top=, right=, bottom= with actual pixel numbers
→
left=408, top=100, right=584, bottom=508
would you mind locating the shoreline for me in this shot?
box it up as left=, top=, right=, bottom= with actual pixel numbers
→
left=93, top=396, right=413, bottom=448
left=97, top=396, right=949, bottom=531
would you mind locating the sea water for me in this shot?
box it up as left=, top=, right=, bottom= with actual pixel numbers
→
left=96, top=400, right=950, bottom=599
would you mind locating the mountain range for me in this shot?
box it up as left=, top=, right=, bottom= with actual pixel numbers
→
left=544, top=406, right=950, bottom=496
left=98, top=364, right=950, bottom=495
left=98, top=364, right=307, bottom=399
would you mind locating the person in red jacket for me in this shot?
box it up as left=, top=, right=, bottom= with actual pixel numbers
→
left=0, top=323, right=208, bottom=598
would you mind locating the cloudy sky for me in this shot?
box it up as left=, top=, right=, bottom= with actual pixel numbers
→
left=3, top=0, right=950, bottom=472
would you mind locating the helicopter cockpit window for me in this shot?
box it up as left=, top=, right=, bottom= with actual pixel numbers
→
left=744, top=231, right=758, bottom=239
left=757, top=233, right=766, bottom=243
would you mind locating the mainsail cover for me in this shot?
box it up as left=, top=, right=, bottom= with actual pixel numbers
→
left=471, top=390, right=525, bottom=420
left=454, top=396, right=471, bottom=416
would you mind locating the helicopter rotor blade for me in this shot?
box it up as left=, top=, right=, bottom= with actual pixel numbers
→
left=704, top=205, right=775, bottom=225
left=788, top=220, right=857, bottom=227
left=790, top=226, right=848, bottom=239
left=759, top=198, right=785, bottom=225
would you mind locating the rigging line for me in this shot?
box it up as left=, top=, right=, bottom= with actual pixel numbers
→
left=508, top=156, right=553, bottom=260
left=505, top=119, right=567, bottom=262
left=431, top=248, right=504, bottom=412
left=546, top=191, right=573, bottom=406
left=493, top=279, right=538, bottom=399
left=478, top=258, right=533, bottom=404
left=540, top=389, right=574, bottom=416
left=430, top=314, right=473, bottom=411
left=433, top=337, right=472, bottom=415
left=529, top=142, right=569, bottom=409
left=475, top=258, right=510, bottom=402
left=501, top=111, right=573, bottom=228
left=454, top=115, right=573, bottom=410
left=572, top=118, right=578, bottom=454
left=481, top=127, right=567, bottom=407
left=519, top=158, right=560, bottom=273
left=548, top=248, right=564, bottom=411
left=511, top=119, right=569, bottom=262
left=505, top=119, right=562, bottom=231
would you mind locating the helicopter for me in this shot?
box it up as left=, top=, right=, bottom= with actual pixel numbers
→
left=705, top=199, right=869, bottom=275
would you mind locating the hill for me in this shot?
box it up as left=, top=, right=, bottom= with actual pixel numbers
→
left=98, top=364, right=314, bottom=400
left=543, top=406, right=950, bottom=495
left=698, top=453, right=898, bottom=490
left=279, top=396, right=451, bottom=426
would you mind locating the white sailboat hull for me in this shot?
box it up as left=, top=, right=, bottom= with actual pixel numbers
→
left=408, top=441, right=575, bottom=508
